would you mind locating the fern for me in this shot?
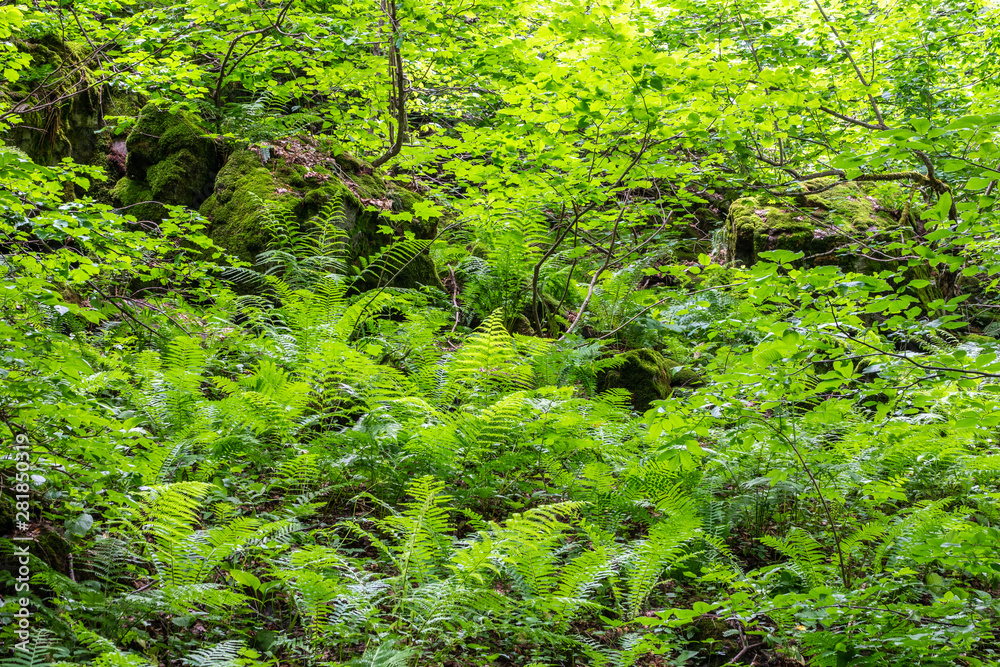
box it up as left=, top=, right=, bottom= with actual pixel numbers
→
left=760, top=527, right=829, bottom=587
left=358, top=237, right=433, bottom=289
left=442, top=309, right=535, bottom=403
left=253, top=195, right=349, bottom=288
left=348, top=644, right=415, bottom=667
left=623, top=514, right=700, bottom=619
left=221, top=90, right=321, bottom=146
left=378, top=476, right=454, bottom=589
left=0, top=630, right=54, bottom=667
left=183, top=640, right=244, bottom=667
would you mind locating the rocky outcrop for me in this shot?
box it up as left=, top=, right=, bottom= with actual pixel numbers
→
left=724, top=179, right=898, bottom=270
left=5, top=36, right=102, bottom=166
left=199, top=140, right=443, bottom=290
left=3, top=34, right=140, bottom=203
left=722, top=179, right=944, bottom=308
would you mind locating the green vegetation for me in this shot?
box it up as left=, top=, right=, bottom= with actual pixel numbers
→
left=2, top=0, right=1000, bottom=666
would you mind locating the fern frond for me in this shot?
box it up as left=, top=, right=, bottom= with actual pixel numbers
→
left=760, top=527, right=828, bottom=587
left=623, top=514, right=701, bottom=619
left=183, top=640, right=243, bottom=667
left=348, top=643, right=415, bottom=667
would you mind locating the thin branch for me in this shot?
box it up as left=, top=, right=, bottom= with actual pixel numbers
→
left=559, top=208, right=625, bottom=340
left=531, top=204, right=568, bottom=335
left=813, top=0, right=886, bottom=128
left=372, top=0, right=407, bottom=169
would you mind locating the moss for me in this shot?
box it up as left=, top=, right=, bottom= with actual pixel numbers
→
left=5, top=36, right=102, bottom=167
left=114, top=103, right=218, bottom=218
left=598, top=348, right=701, bottom=413
left=727, top=198, right=814, bottom=265
left=201, top=148, right=443, bottom=290
left=147, top=149, right=197, bottom=199
left=112, top=177, right=165, bottom=221
left=799, top=178, right=880, bottom=230
left=125, top=103, right=215, bottom=183
left=334, top=152, right=367, bottom=174
left=352, top=172, right=386, bottom=198
left=726, top=181, right=899, bottom=268
left=200, top=150, right=279, bottom=263
left=391, top=187, right=421, bottom=212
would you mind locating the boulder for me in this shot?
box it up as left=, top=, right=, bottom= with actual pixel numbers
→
left=3, top=35, right=140, bottom=204
left=598, top=348, right=701, bottom=413
left=112, top=103, right=219, bottom=219
left=5, top=35, right=101, bottom=166
left=724, top=179, right=898, bottom=270
left=722, top=179, right=943, bottom=308
left=199, top=141, right=443, bottom=290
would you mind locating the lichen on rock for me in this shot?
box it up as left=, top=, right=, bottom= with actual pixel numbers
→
left=724, top=179, right=898, bottom=269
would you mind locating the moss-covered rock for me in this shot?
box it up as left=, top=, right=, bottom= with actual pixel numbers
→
left=199, top=149, right=282, bottom=262
left=598, top=348, right=701, bottom=413
left=112, top=103, right=219, bottom=219
left=199, top=147, right=443, bottom=290
left=111, top=177, right=164, bottom=221
left=125, top=104, right=212, bottom=180
left=4, top=35, right=101, bottom=167
left=723, top=179, right=946, bottom=309
left=724, top=180, right=897, bottom=269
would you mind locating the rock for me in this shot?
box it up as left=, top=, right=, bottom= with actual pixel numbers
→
left=722, top=178, right=944, bottom=309
left=110, top=177, right=162, bottom=222
left=4, top=35, right=101, bottom=166
left=112, top=103, right=219, bottom=218
left=724, top=179, right=897, bottom=270
left=598, top=348, right=701, bottom=412
left=199, top=143, right=443, bottom=290
left=198, top=149, right=279, bottom=262
left=3, top=35, right=141, bottom=204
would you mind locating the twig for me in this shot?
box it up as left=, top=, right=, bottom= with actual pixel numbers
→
left=559, top=207, right=625, bottom=340
left=813, top=0, right=886, bottom=128
left=372, top=0, right=407, bottom=169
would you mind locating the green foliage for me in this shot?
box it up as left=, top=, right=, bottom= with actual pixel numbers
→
left=4, top=0, right=1000, bottom=665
